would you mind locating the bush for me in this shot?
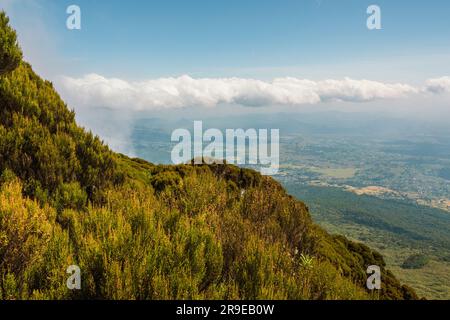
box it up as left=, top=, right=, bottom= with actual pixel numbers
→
left=54, top=182, right=87, bottom=212
left=0, top=180, right=53, bottom=281
left=0, top=168, right=16, bottom=186
left=150, top=170, right=182, bottom=193
left=401, top=254, right=429, bottom=270
left=0, top=12, right=22, bottom=75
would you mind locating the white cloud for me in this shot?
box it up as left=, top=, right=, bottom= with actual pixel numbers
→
left=424, top=76, right=450, bottom=94
left=57, top=74, right=434, bottom=111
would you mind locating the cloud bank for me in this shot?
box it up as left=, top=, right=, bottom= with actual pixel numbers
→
left=424, top=76, right=450, bottom=94
left=57, top=74, right=448, bottom=110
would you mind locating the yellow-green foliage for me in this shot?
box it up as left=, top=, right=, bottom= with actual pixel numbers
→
left=0, top=12, right=22, bottom=75
left=0, top=179, right=53, bottom=274
left=0, top=60, right=123, bottom=206
left=0, top=169, right=372, bottom=300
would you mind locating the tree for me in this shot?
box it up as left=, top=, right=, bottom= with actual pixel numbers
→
left=0, top=11, right=22, bottom=76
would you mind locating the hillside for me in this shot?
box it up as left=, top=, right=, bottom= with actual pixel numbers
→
left=284, top=184, right=450, bottom=299
left=0, top=12, right=417, bottom=300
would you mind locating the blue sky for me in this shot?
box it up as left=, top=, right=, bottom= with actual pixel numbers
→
left=1, top=0, right=450, bottom=125
left=3, top=0, right=450, bottom=81
left=2, top=0, right=450, bottom=156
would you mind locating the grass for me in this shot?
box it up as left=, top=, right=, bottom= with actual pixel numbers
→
left=391, top=261, right=450, bottom=300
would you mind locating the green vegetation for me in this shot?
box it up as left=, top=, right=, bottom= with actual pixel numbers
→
left=0, top=23, right=122, bottom=206
left=401, top=255, right=429, bottom=270
left=285, top=184, right=450, bottom=299
left=0, top=12, right=417, bottom=300
left=0, top=13, right=22, bottom=75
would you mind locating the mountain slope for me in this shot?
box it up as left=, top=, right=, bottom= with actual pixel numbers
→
left=0, top=12, right=417, bottom=300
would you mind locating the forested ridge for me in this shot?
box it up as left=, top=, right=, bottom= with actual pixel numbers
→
left=0, top=12, right=417, bottom=300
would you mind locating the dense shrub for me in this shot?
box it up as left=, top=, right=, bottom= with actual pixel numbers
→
left=401, top=254, right=429, bottom=270
left=0, top=58, right=121, bottom=208
left=0, top=176, right=371, bottom=300
left=0, top=180, right=54, bottom=298
left=0, top=12, right=22, bottom=76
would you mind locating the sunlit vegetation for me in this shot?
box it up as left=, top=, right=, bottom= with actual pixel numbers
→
left=0, top=11, right=417, bottom=300
left=0, top=13, right=22, bottom=75
left=287, top=184, right=450, bottom=299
